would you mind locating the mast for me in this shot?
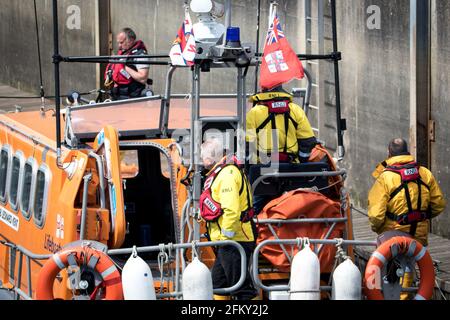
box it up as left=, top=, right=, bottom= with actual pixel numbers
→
left=52, top=0, right=63, bottom=167
left=330, top=0, right=345, bottom=159
left=34, top=0, right=45, bottom=110
left=254, top=0, right=261, bottom=93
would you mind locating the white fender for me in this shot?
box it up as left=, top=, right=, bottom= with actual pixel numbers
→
left=122, top=252, right=156, bottom=300
left=182, top=258, right=213, bottom=300
left=290, top=246, right=320, bottom=300
left=332, top=259, right=362, bottom=300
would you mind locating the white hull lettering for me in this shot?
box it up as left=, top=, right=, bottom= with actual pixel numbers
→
left=0, top=207, right=20, bottom=231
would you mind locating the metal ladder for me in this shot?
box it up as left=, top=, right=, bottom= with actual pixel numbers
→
left=302, top=0, right=326, bottom=142
left=304, top=0, right=342, bottom=153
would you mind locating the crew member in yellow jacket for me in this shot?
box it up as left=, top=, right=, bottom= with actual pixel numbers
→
left=246, top=86, right=317, bottom=165
left=368, top=138, right=446, bottom=299
left=200, top=138, right=258, bottom=300
left=246, top=86, right=318, bottom=215
left=368, top=138, right=446, bottom=245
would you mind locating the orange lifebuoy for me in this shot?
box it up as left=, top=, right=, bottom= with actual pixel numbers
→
left=364, top=236, right=435, bottom=300
left=36, top=246, right=123, bottom=300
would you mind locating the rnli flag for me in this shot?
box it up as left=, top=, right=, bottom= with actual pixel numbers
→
left=259, top=8, right=304, bottom=90
left=169, top=10, right=196, bottom=66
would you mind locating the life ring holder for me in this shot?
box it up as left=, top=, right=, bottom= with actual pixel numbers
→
left=36, top=245, right=123, bottom=300
left=364, top=236, right=435, bottom=300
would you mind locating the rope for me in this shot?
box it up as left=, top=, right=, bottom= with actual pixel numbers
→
left=33, top=0, right=45, bottom=105
left=157, top=244, right=169, bottom=294
left=303, top=237, right=311, bottom=248
left=165, top=242, right=175, bottom=292
left=350, top=204, right=369, bottom=217
left=296, top=237, right=303, bottom=249
left=167, top=243, right=174, bottom=258
left=327, top=238, right=350, bottom=287
left=435, top=279, right=448, bottom=300
left=191, top=240, right=199, bottom=260
left=132, top=245, right=138, bottom=258
left=254, top=0, right=262, bottom=94
left=316, top=178, right=343, bottom=193
left=287, top=238, right=308, bottom=289
left=334, top=238, right=349, bottom=262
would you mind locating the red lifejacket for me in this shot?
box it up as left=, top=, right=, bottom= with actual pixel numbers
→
left=384, top=162, right=431, bottom=235
left=105, top=40, right=147, bottom=86
left=199, top=156, right=255, bottom=223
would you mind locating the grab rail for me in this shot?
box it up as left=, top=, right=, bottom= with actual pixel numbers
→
left=0, top=238, right=52, bottom=300
left=252, top=238, right=377, bottom=293
left=108, top=240, right=246, bottom=297
left=0, top=237, right=247, bottom=300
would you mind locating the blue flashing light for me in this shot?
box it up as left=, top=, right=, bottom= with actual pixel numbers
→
left=226, top=27, right=241, bottom=43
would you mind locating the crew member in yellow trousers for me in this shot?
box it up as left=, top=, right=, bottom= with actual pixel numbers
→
left=368, top=138, right=446, bottom=299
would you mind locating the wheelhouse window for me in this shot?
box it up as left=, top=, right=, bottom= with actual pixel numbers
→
left=8, top=151, right=24, bottom=211
left=33, top=164, right=51, bottom=228
left=21, top=158, right=35, bottom=219
left=120, top=150, right=139, bottom=179
left=160, top=152, right=170, bottom=179
left=0, top=146, right=10, bottom=203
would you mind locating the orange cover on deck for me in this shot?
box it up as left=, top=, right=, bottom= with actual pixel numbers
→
left=257, top=190, right=345, bottom=273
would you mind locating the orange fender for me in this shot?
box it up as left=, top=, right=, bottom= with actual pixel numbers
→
left=36, top=246, right=123, bottom=300
left=364, top=236, right=435, bottom=300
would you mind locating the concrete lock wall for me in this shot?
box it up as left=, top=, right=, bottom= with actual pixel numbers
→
left=109, top=0, right=302, bottom=95
left=336, top=0, right=412, bottom=207
left=336, top=0, right=449, bottom=238
left=334, top=0, right=449, bottom=237
left=0, top=0, right=449, bottom=239
left=430, top=0, right=450, bottom=238
left=0, top=0, right=97, bottom=96
left=0, top=0, right=301, bottom=96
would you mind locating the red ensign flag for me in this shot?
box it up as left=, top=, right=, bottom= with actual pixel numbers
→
left=169, top=10, right=196, bottom=67
left=260, top=8, right=304, bottom=90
